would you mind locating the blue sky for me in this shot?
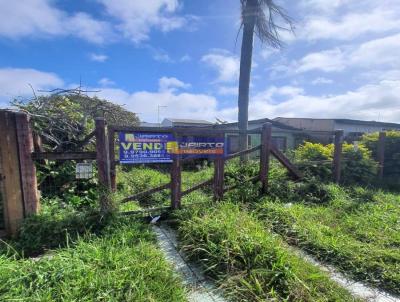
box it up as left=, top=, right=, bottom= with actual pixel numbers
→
left=0, top=0, right=399, bottom=123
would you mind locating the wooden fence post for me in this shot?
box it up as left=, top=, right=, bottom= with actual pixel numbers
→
left=108, top=127, right=117, bottom=192
left=260, top=123, right=272, bottom=193
left=15, top=112, right=40, bottom=215
left=170, top=155, right=181, bottom=209
left=333, top=130, right=344, bottom=184
left=95, top=117, right=111, bottom=212
left=377, top=131, right=386, bottom=179
left=214, top=134, right=225, bottom=201
left=0, top=110, right=39, bottom=236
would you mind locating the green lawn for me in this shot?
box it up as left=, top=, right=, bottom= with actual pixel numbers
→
left=256, top=185, right=400, bottom=295
left=0, top=217, right=187, bottom=302
left=175, top=201, right=358, bottom=301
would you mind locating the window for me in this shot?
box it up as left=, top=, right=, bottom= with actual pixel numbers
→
left=272, top=136, right=287, bottom=151
left=227, top=135, right=251, bottom=154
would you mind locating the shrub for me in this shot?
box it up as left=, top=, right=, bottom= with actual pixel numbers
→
left=294, top=142, right=377, bottom=185
left=362, top=131, right=400, bottom=187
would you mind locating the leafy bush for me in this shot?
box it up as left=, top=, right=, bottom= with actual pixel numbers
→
left=362, top=131, right=400, bottom=188
left=294, top=142, right=377, bottom=184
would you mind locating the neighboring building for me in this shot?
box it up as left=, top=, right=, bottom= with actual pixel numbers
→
left=213, top=118, right=302, bottom=153
left=274, top=117, right=400, bottom=142
left=140, top=122, right=161, bottom=127
left=161, top=118, right=214, bottom=128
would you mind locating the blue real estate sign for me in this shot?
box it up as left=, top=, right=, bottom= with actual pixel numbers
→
left=119, top=132, right=175, bottom=164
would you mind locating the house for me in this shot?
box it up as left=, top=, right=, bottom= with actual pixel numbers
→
left=274, top=117, right=400, bottom=142
left=161, top=118, right=214, bottom=128
left=213, top=118, right=303, bottom=153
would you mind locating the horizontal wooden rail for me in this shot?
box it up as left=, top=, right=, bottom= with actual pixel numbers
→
left=223, top=175, right=260, bottom=193
left=270, top=145, right=302, bottom=179
left=120, top=206, right=171, bottom=216
left=121, top=182, right=171, bottom=203
left=181, top=178, right=213, bottom=196
left=109, top=125, right=262, bottom=135
left=32, top=151, right=97, bottom=160
left=224, top=145, right=261, bottom=161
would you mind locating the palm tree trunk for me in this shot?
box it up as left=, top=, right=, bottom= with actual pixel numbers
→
left=238, top=0, right=256, bottom=162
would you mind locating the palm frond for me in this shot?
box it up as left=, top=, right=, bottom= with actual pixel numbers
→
left=240, top=0, right=294, bottom=48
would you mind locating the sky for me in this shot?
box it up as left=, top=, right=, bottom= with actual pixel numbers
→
left=0, top=0, right=399, bottom=123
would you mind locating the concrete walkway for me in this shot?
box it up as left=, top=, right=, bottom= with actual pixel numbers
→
left=291, top=247, right=400, bottom=302
left=153, top=223, right=226, bottom=302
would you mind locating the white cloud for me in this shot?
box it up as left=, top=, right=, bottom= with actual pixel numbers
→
left=93, top=88, right=218, bottom=123
left=299, top=1, right=400, bottom=41
left=0, top=68, right=64, bottom=105
left=241, top=80, right=400, bottom=123
left=98, top=0, right=192, bottom=43
left=217, top=86, right=237, bottom=96
left=311, top=77, right=333, bottom=85
left=90, top=53, right=108, bottom=62
left=295, top=34, right=400, bottom=74
left=158, top=77, right=190, bottom=92
left=350, top=34, right=400, bottom=68
left=0, top=0, right=113, bottom=43
left=296, top=48, right=345, bottom=73
left=202, top=50, right=240, bottom=82
left=153, top=52, right=173, bottom=63
left=98, top=78, right=115, bottom=86
left=180, top=55, right=192, bottom=62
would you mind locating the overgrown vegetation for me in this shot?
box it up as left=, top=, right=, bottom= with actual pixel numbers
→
left=362, top=131, right=400, bottom=188
left=0, top=216, right=186, bottom=301
left=255, top=184, right=400, bottom=295
left=294, top=142, right=377, bottom=185
left=175, top=202, right=357, bottom=301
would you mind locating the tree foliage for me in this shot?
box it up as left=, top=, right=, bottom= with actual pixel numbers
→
left=12, top=93, right=139, bottom=152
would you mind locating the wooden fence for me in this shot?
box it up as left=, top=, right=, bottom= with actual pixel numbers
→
left=0, top=109, right=390, bottom=236
left=110, top=122, right=302, bottom=211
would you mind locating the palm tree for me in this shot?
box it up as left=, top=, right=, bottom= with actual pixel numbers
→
left=238, top=0, right=293, bottom=159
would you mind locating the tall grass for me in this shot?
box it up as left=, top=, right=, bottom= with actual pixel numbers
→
left=0, top=217, right=187, bottom=301
left=256, top=184, right=400, bottom=295
left=175, top=202, right=358, bottom=301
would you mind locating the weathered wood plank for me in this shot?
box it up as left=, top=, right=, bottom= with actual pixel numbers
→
left=377, top=131, right=386, bottom=179
left=181, top=179, right=213, bottom=196
left=170, top=155, right=182, bottom=210
left=108, top=128, right=116, bottom=192
left=0, top=111, right=25, bottom=236
left=224, top=145, right=261, bottom=161
left=32, top=152, right=97, bottom=160
left=95, top=118, right=111, bottom=212
left=332, top=130, right=344, bottom=183
left=121, top=183, right=171, bottom=203
left=270, top=145, right=302, bottom=180
left=259, top=123, right=272, bottom=193
left=15, top=112, right=39, bottom=215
